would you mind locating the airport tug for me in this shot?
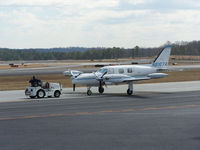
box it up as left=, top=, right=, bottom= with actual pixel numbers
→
left=25, top=77, right=62, bottom=98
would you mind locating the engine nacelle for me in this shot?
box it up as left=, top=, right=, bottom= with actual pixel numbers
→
left=147, top=73, right=168, bottom=79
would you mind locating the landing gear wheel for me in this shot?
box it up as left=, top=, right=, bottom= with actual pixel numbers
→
left=127, top=89, right=133, bottom=95
left=37, top=89, right=45, bottom=98
left=87, top=90, right=92, bottom=96
left=98, top=87, right=104, bottom=94
left=54, top=90, right=61, bottom=98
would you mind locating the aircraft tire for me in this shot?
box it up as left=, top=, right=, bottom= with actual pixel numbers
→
left=98, top=87, right=104, bottom=94
left=127, top=89, right=133, bottom=95
left=87, top=90, right=92, bottom=96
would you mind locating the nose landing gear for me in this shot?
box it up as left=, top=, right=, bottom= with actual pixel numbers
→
left=127, top=82, right=133, bottom=95
left=87, top=86, right=105, bottom=96
left=98, top=87, right=104, bottom=94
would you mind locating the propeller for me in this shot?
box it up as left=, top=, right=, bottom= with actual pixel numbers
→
left=95, top=71, right=107, bottom=88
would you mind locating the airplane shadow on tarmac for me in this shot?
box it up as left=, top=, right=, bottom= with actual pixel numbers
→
left=64, top=91, right=173, bottom=99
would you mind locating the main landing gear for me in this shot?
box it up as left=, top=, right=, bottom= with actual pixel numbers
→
left=86, top=86, right=104, bottom=96
left=87, top=90, right=92, bottom=96
left=87, top=87, right=92, bottom=96
left=86, top=83, right=133, bottom=96
left=127, top=82, right=133, bottom=95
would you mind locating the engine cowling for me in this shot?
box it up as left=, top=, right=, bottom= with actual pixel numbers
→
left=147, top=73, right=168, bottom=79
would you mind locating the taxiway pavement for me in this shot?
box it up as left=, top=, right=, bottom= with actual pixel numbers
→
left=0, top=81, right=200, bottom=103
left=0, top=81, right=200, bottom=150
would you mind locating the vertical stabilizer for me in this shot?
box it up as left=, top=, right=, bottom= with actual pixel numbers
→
left=152, top=46, right=171, bottom=69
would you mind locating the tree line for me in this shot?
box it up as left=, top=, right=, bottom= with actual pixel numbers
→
left=0, top=41, right=200, bottom=61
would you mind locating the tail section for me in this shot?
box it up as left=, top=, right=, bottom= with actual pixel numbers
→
left=152, top=46, right=171, bottom=69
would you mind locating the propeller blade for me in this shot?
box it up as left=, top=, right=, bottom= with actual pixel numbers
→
left=101, top=71, right=107, bottom=78
left=94, top=71, right=107, bottom=88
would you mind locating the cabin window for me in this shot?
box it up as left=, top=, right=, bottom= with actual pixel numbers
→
left=118, top=68, right=124, bottom=74
left=127, top=68, right=132, bottom=73
left=108, top=68, right=114, bottom=74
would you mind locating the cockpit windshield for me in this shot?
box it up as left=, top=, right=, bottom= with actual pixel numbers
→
left=97, top=68, right=115, bottom=74
left=97, top=68, right=108, bottom=74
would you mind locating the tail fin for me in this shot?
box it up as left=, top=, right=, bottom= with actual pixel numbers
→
left=152, top=46, right=171, bottom=69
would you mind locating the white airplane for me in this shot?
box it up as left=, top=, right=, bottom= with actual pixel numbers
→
left=64, top=46, right=171, bottom=95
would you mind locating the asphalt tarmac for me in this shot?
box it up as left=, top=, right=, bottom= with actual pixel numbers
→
left=0, top=90, right=200, bottom=150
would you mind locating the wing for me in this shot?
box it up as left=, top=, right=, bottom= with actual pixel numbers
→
left=122, top=73, right=168, bottom=82
left=102, top=74, right=151, bottom=84
left=103, top=73, right=168, bottom=84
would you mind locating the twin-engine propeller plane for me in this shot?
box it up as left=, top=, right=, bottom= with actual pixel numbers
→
left=64, top=46, right=171, bottom=95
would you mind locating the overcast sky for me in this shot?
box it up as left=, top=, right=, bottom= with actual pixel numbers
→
left=0, top=0, right=200, bottom=48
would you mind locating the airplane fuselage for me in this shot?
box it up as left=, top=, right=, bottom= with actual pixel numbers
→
left=72, top=65, right=157, bottom=86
